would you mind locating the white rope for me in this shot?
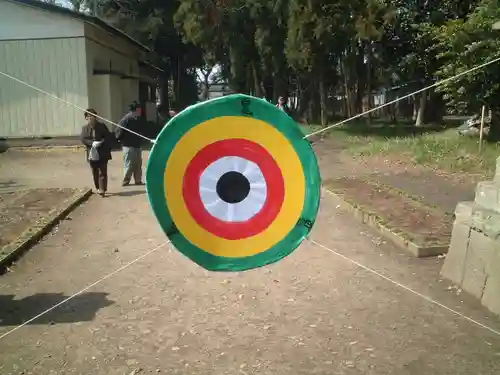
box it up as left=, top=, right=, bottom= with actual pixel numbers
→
left=309, top=238, right=500, bottom=337
left=0, top=70, right=156, bottom=144
left=304, top=56, right=500, bottom=139
left=1, top=51, right=499, bottom=343
left=0, top=241, right=169, bottom=340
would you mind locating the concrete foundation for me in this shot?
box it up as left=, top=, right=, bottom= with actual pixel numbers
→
left=441, top=158, right=500, bottom=317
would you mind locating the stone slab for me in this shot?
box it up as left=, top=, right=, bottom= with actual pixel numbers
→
left=471, top=206, right=500, bottom=240
left=474, top=181, right=500, bottom=213
left=494, top=156, right=500, bottom=182
left=468, top=229, right=500, bottom=276
left=454, top=202, right=500, bottom=240
left=482, top=273, right=500, bottom=317
left=460, top=230, right=500, bottom=300
left=454, top=201, right=474, bottom=226
left=441, top=222, right=470, bottom=285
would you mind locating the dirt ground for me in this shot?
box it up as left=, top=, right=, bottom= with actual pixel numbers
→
left=325, top=177, right=453, bottom=246
left=0, top=188, right=78, bottom=249
left=0, top=148, right=499, bottom=375
left=313, top=137, right=478, bottom=214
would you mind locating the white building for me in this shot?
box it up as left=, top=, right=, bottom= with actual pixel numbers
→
left=0, top=0, right=160, bottom=138
left=199, top=83, right=235, bottom=101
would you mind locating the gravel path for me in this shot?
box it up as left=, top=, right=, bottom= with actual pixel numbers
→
left=0, top=148, right=498, bottom=375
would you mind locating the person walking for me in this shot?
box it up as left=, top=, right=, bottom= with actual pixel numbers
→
left=276, top=96, right=290, bottom=116
left=276, top=96, right=291, bottom=116
left=80, top=109, right=113, bottom=197
left=115, top=101, right=144, bottom=186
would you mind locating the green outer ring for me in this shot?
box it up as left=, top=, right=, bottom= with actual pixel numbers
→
left=146, top=94, right=321, bottom=271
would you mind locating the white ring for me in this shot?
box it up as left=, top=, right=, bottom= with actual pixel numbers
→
left=199, top=156, right=267, bottom=222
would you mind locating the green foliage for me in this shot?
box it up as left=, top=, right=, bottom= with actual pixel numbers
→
left=331, top=124, right=499, bottom=176
left=433, top=0, right=500, bottom=113
left=81, top=0, right=500, bottom=123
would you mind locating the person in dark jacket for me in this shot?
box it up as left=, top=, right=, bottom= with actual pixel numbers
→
left=276, top=96, right=291, bottom=116
left=80, top=109, right=113, bottom=197
left=115, top=101, right=144, bottom=186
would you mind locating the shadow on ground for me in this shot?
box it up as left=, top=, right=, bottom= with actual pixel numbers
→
left=0, top=180, right=22, bottom=189
left=109, top=190, right=146, bottom=197
left=0, top=292, right=114, bottom=326
left=0, top=180, right=24, bottom=193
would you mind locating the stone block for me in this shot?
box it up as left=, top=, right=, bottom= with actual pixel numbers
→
left=469, top=229, right=500, bottom=274
left=461, top=230, right=495, bottom=299
left=474, top=181, right=500, bottom=213
left=470, top=228, right=500, bottom=317
left=482, top=273, right=500, bottom=317
left=470, top=206, right=500, bottom=240
left=494, top=156, right=500, bottom=182
left=454, top=201, right=474, bottom=226
left=441, top=223, right=471, bottom=285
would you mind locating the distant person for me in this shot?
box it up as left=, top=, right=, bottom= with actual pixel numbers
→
left=115, top=101, right=144, bottom=186
left=80, top=109, right=113, bottom=197
left=276, top=96, right=291, bottom=116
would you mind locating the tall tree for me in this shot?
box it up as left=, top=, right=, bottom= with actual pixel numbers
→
left=433, top=0, right=500, bottom=139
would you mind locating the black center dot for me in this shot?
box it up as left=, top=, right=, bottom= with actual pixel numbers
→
left=216, top=171, right=250, bottom=204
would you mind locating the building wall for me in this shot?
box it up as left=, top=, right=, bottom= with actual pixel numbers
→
left=87, top=74, right=112, bottom=124
left=85, top=24, right=142, bottom=126
left=0, top=0, right=153, bottom=137
left=0, top=0, right=88, bottom=137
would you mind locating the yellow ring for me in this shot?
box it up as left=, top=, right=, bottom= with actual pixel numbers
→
left=164, top=116, right=305, bottom=257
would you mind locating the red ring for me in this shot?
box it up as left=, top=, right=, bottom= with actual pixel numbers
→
left=182, top=139, right=285, bottom=240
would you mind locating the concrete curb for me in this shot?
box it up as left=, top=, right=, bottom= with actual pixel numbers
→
left=0, top=188, right=93, bottom=270
left=322, top=188, right=449, bottom=257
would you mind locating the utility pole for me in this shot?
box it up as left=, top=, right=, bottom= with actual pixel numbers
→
left=92, top=0, right=97, bottom=16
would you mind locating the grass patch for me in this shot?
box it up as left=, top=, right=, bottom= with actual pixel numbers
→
left=317, top=120, right=499, bottom=177
left=300, top=124, right=323, bottom=137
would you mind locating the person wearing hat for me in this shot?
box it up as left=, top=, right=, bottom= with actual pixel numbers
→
left=115, top=101, right=145, bottom=186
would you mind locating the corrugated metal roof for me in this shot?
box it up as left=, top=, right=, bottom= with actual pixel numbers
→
left=6, top=0, right=151, bottom=52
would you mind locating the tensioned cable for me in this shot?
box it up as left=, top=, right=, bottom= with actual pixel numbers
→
left=2, top=53, right=500, bottom=341
left=303, top=56, right=500, bottom=139
left=310, top=237, right=500, bottom=337
left=3, top=56, right=499, bottom=143
left=0, top=241, right=169, bottom=340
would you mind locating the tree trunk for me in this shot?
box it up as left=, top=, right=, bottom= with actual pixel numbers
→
left=294, top=79, right=302, bottom=113
left=298, top=78, right=312, bottom=120
left=340, top=59, right=351, bottom=118
left=425, top=89, right=445, bottom=123
left=355, top=41, right=365, bottom=114
left=319, top=65, right=327, bottom=126
left=488, top=108, right=500, bottom=142
left=415, top=90, right=427, bottom=127
left=365, top=41, right=373, bottom=125
left=251, top=61, right=263, bottom=98
left=159, top=77, right=170, bottom=111
left=202, top=79, right=209, bottom=100
left=412, top=95, right=419, bottom=122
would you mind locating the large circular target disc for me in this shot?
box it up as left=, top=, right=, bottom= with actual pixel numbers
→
left=146, top=94, right=321, bottom=272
